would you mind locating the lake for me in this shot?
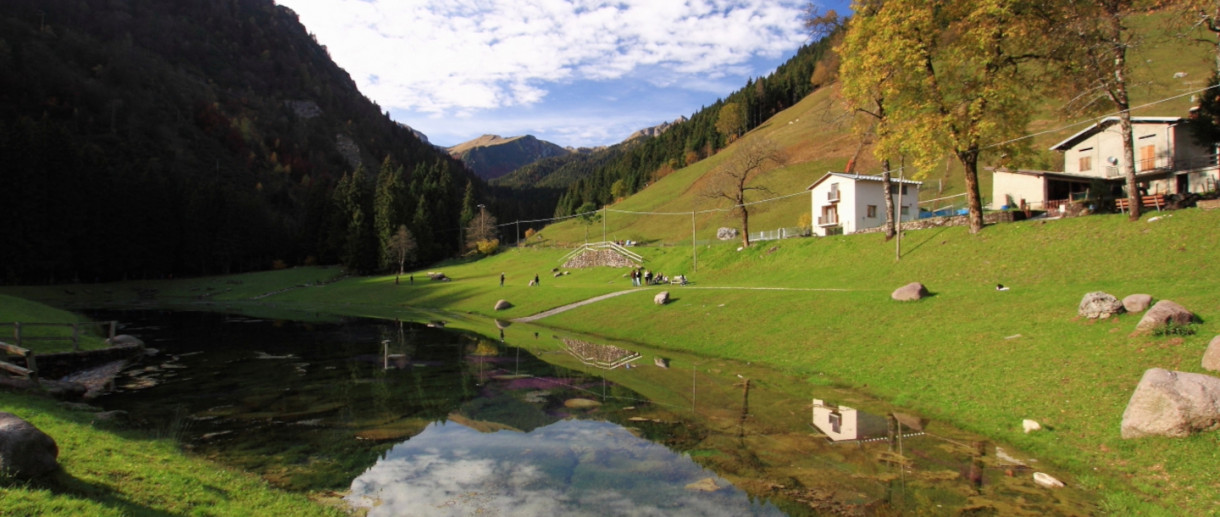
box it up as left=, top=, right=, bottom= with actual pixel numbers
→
left=93, top=310, right=1097, bottom=515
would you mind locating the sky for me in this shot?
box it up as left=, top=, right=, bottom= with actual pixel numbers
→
left=276, top=0, right=850, bottom=149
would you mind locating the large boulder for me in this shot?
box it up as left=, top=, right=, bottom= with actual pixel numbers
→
left=1135, top=300, right=1195, bottom=333
left=1121, top=368, right=1220, bottom=439
left=891, top=282, right=929, bottom=302
left=1122, top=294, right=1153, bottom=313
left=1078, top=291, right=1124, bottom=319
left=0, top=412, right=59, bottom=479
left=716, top=227, right=739, bottom=241
left=1203, top=335, right=1220, bottom=372
left=493, top=300, right=512, bottom=311
left=654, top=291, right=669, bottom=306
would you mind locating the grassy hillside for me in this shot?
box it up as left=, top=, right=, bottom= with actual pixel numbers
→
left=526, top=9, right=1215, bottom=248
left=9, top=208, right=1220, bottom=513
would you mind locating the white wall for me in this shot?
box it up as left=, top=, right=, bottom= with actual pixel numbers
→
left=991, top=170, right=1045, bottom=209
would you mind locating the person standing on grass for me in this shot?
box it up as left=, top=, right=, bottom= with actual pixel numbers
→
left=533, top=273, right=539, bottom=286
left=500, top=272, right=505, bottom=287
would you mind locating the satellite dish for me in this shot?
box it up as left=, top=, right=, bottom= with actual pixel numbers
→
left=1107, top=156, right=1119, bottom=165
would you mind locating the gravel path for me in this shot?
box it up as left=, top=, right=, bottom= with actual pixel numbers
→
left=513, top=289, right=644, bottom=323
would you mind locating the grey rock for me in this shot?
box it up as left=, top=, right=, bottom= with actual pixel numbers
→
left=1135, top=300, right=1195, bottom=333
left=1078, top=291, right=1124, bottom=319
left=1122, top=294, right=1153, bottom=313
left=716, top=227, right=739, bottom=241
left=106, top=334, right=144, bottom=348
left=493, top=300, right=512, bottom=311
left=654, top=291, right=669, bottom=305
left=891, top=282, right=929, bottom=302
left=1121, top=368, right=1220, bottom=438
left=0, top=412, right=59, bottom=479
left=1203, top=336, right=1220, bottom=372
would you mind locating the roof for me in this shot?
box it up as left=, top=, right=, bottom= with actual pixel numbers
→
left=806, top=172, right=923, bottom=191
left=991, top=167, right=1169, bottom=181
left=1050, top=116, right=1184, bottom=151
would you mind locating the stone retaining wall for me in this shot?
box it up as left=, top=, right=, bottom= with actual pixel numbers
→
left=563, top=249, right=640, bottom=269
left=855, top=211, right=1015, bottom=235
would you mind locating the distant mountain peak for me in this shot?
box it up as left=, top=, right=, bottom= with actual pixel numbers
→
left=447, top=134, right=570, bottom=181
left=626, top=116, right=688, bottom=142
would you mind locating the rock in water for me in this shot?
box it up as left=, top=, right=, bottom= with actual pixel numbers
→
left=1033, top=472, right=1065, bottom=489
left=685, top=477, right=721, bottom=492
left=1121, top=368, right=1220, bottom=438
left=0, top=412, right=59, bottom=479
left=1078, top=291, right=1124, bottom=319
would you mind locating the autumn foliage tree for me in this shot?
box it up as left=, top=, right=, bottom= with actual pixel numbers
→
left=839, top=0, right=1054, bottom=233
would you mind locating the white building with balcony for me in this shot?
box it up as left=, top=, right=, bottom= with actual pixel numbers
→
left=991, top=116, right=1219, bottom=212
left=807, top=172, right=921, bottom=237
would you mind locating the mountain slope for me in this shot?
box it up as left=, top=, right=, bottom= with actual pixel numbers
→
left=0, top=0, right=478, bottom=282
left=449, top=134, right=571, bottom=180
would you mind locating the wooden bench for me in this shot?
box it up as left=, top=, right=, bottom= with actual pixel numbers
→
left=1115, top=193, right=1165, bottom=213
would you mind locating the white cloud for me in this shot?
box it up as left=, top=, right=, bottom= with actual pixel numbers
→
left=278, top=0, right=808, bottom=116
left=345, top=419, right=784, bottom=516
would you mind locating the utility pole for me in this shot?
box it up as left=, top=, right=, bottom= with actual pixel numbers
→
left=477, top=204, right=486, bottom=243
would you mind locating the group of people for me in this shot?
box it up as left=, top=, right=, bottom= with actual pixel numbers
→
left=630, top=268, right=684, bottom=286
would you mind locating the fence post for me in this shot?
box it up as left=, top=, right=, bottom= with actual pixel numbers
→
left=13, top=322, right=20, bottom=348
left=72, top=323, right=80, bottom=352
left=26, top=351, right=37, bottom=385
left=109, top=321, right=116, bottom=341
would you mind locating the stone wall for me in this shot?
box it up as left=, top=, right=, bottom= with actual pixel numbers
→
left=855, top=211, right=1015, bottom=235
left=563, top=249, right=640, bottom=269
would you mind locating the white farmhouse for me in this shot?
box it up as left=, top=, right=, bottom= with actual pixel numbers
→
left=810, top=399, right=889, bottom=442
left=992, top=116, right=1219, bottom=212
left=807, top=172, right=921, bottom=237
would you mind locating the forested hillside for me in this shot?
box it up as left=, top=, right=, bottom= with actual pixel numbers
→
left=548, top=37, right=836, bottom=217
left=0, top=0, right=482, bottom=283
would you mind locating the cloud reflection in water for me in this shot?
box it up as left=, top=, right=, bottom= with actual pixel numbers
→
left=347, top=419, right=782, bottom=516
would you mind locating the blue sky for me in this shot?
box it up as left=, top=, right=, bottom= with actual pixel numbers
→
left=277, top=0, right=851, bottom=149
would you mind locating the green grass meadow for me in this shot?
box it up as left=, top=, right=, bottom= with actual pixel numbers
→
left=6, top=208, right=1220, bottom=514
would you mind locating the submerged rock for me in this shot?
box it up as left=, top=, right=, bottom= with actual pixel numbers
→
left=685, top=477, right=722, bottom=492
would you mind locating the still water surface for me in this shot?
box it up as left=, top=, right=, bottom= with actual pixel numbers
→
left=94, top=310, right=1096, bottom=515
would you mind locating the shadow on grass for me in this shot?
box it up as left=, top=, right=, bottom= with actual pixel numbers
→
left=4, top=469, right=178, bottom=517
left=898, top=226, right=951, bottom=258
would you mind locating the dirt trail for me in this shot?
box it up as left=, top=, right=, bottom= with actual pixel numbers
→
left=513, top=289, right=643, bottom=323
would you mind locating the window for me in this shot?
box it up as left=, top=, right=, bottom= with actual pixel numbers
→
left=900, top=205, right=909, bottom=216
left=867, top=205, right=877, bottom=218
left=1079, top=156, right=1092, bottom=172
left=900, top=184, right=908, bottom=195
left=1138, top=145, right=1156, bottom=171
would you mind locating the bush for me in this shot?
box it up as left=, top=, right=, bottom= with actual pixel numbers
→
left=476, top=239, right=500, bottom=255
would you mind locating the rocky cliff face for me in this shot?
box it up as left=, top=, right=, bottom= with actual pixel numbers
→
left=448, top=135, right=571, bottom=180
left=626, top=116, right=688, bottom=142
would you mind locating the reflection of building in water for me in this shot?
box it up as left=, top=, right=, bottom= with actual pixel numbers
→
left=812, top=399, right=889, bottom=442
left=811, top=399, right=925, bottom=443
left=561, top=338, right=642, bottom=370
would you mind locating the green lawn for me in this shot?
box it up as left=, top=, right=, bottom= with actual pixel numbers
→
left=6, top=208, right=1220, bottom=514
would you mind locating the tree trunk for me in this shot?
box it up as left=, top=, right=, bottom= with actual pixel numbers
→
left=957, top=149, right=985, bottom=234
left=1105, top=5, right=1139, bottom=220
left=740, top=207, right=751, bottom=248
left=882, top=159, right=896, bottom=241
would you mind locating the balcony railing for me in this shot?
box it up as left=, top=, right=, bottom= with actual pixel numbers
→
left=827, top=189, right=840, bottom=202
left=817, top=215, right=839, bottom=227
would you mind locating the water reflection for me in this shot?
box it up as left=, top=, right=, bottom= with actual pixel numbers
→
left=90, top=310, right=1098, bottom=515
left=561, top=337, right=642, bottom=370
left=346, top=419, right=782, bottom=517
